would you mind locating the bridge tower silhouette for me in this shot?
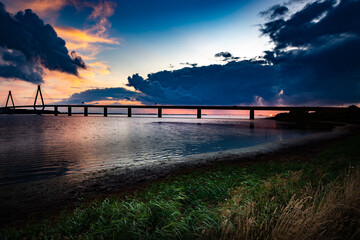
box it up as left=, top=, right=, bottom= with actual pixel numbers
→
left=33, top=85, right=45, bottom=110
left=5, top=91, right=15, bottom=109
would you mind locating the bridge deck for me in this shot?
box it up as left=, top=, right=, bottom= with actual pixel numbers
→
left=3, top=105, right=343, bottom=111
left=0, top=105, right=345, bottom=119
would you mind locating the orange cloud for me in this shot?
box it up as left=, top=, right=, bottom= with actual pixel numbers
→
left=79, top=61, right=112, bottom=80
left=51, top=2, right=120, bottom=90
left=89, top=1, right=116, bottom=19
left=52, top=1, right=120, bottom=82
left=43, top=69, right=87, bottom=91
left=2, top=0, right=75, bottom=22
left=88, top=62, right=111, bottom=75
left=87, top=1, right=117, bottom=35
left=55, top=26, right=119, bottom=45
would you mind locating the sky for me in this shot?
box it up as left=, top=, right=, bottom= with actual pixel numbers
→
left=0, top=0, right=359, bottom=107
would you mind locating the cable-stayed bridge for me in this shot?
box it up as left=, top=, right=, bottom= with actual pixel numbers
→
left=0, top=85, right=345, bottom=119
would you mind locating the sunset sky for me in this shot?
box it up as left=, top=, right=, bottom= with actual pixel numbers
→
left=0, top=0, right=359, bottom=108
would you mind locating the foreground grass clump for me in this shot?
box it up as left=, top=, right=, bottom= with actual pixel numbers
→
left=218, top=167, right=360, bottom=239
left=1, top=134, right=360, bottom=239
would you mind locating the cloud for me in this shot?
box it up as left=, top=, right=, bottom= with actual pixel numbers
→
left=54, top=26, right=119, bottom=45
left=87, top=61, right=111, bottom=75
left=2, top=0, right=119, bottom=82
left=261, top=0, right=337, bottom=50
left=180, top=62, right=198, bottom=67
left=260, top=0, right=360, bottom=104
left=70, top=51, right=86, bottom=69
left=127, top=61, right=281, bottom=105
left=1, top=0, right=72, bottom=20
left=214, top=51, right=240, bottom=61
left=0, top=48, right=44, bottom=84
left=89, top=0, right=116, bottom=19
left=260, top=4, right=289, bottom=19
left=52, top=1, right=119, bottom=78
left=61, top=87, right=140, bottom=104
left=63, top=60, right=281, bottom=106
left=87, top=0, right=117, bottom=36
left=0, top=2, right=86, bottom=83
left=54, top=25, right=119, bottom=63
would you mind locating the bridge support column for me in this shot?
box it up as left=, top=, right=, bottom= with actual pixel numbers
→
left=84, top=107, right=88, bottom=116
left=68, top=106, right=72, bottom=116
left=158, top=108, right=162, bottom=118
left=104, top=107, right=108, bottom=117
left=197, top=108, right=201, bottom=118
left=54, top=106, right=58, bottom=116
left=6, top=91, right=15, bottom=109
left=128, top=107, right=132, bottom=117
left=250, top=109, right=254, bottom=120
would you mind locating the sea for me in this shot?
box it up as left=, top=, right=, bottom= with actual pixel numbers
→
left=0, top=114, right=327, bottom=186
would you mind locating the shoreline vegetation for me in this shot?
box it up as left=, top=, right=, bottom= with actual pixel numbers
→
left=272, top=105, right=360, bottom=123
left=1, top=126, right=360, bottom=239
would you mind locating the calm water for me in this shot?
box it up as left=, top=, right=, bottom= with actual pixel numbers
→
left=0, top=115, right=325, bottom=186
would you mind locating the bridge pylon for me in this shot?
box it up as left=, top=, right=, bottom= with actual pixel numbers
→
left=5, top=91, right=15, bottom=109
left=34, top=85, right=45, bottom=110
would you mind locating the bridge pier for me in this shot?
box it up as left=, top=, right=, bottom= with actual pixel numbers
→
left=68, top=106, right=72, bottom=116
left=128, top=107, right=132, bottom=117
left=54, top=106, right=58, bottom=116
left=158, top=108, right=162, bottom=118
left=104, top=107, right=108, bottom=117
left=84, top=106, right=88, bottom=116
left=197, top=108, right=201, bottom=118
left=250, top=109, right=254, bottom=120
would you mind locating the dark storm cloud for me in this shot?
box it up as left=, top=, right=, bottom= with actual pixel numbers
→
left=61, top=87, right=140, bottom=104
left=127, top=61, right=281, bottom=105
left=70, top=51, right=86, bottom=69
left=0, top=2, right=86, bottom=83
left=66, top=0, right=360, bottom=106
left=260, top=0, right=360, bottom=104
left=0, top=48, right=44, bottom=84
left=215, top=52, right=232, bottom=58
left=69, top=61, right=281, bottom=105
left=260, top=4, right=289, bottom=19
left=214, top=51, right=239, bottom=61
left=261, top=0, right=341, bottom=49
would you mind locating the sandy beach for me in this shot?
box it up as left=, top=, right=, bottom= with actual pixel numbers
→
left=1, top=123, right=359, bottom=224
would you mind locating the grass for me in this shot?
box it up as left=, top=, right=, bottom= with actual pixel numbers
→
left=217, top=167, right=360, bottom=239
left=1, top=134, right=360, bottom=239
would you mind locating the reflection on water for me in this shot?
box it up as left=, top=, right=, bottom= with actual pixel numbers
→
left=0, top=115, right=324, bottom=186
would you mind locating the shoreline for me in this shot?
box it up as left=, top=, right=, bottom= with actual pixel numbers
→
left=0, top=123, right=359, bottom=224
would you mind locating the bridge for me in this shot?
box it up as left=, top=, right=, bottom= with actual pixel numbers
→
left=0, top=85, right=345, bottom=119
